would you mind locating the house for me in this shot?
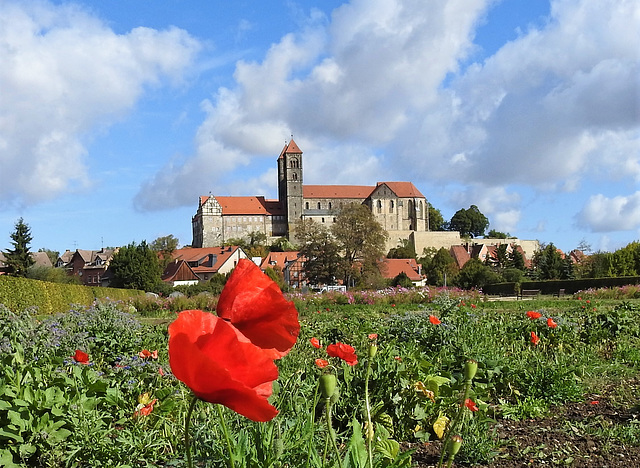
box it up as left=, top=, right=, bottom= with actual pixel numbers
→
left=192, top=139, right=430, bottom=248
left=379, top=258, right=426, bottom=286
left=0, top=251, right=53, bottom=275
left=162, top=246, right=248, bottom=285
left=63, top=249, right=117, bottom=286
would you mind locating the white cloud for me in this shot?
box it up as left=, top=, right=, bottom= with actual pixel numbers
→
left=0, top=0, right=200, bottom=207
left=577, top=191, right=640, bottom=232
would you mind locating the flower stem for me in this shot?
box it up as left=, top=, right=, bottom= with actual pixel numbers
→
left=185, top=395, right=198, bottom=468
left=217, top=405, right=236, bottom=468
left=437, top=379, right=472, bottom=468
left=364, top=357, right=374, bottom=468
left=325, top=397, right=342, bottom=466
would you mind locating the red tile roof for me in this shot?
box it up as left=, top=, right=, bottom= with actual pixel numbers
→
left=259, top=251, right=300, bottom=270
left=376, top=182, right=425, bottom=198
left=380, top=258, right=423, bottom=281
left=449, top=245, right=471, bottom=269
left=279, top=139, right=302, bottom=158
left=212, top=196, right=284, bottom=215
left=303, top=185, right=375, bottom=199
left=171, top=246, right=242, bottom=274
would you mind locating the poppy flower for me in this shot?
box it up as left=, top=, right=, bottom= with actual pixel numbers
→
left=72, top=350, right=90, bottom=364
left=464, top=398, right=479, bottom=412
left=326, top=342, right=358, bottom=366
left=429, top=315, right=441, bottom=325
left=168, top=259, right=300, bottom=422
left=216, top=259, right=300, bottom=358
left=139, top=349, right=158, bottom=359
left=530, top=331, right=540, bottom=346
left=547, top=318, right=558, bottom=329
left=134, top=398, right=158, bottom=417
left=310, top=337, right=322, bottom=349
left=315, top=358, right=329, bottom=368
left=526, top=311, right=542, bottom=320
left=368, top=333, right=378, bottom=340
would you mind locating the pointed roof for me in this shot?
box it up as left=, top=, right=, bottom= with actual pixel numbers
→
left=379, top=258, right=423, bottom=281
left=375, top=182, right=425, bottom=198
left=260, top=251, right=300, bottom=271
left=279, top=139, right=302, bottom=158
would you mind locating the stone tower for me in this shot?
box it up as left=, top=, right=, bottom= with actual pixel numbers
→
left=277, top=139, right=304, bottom=237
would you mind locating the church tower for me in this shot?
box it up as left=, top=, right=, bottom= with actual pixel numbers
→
left=277, top=138, right=304, bottom=238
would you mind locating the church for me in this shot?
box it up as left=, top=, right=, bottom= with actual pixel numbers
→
left=192, top=139, right=430, bottom=248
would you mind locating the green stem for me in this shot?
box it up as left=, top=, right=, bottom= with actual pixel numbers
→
left=437, top=379, right=472, bottom=468
left=217, top=405, right=236, bottom=468
left=185, top=395, right=198, bottom=468
left=364, top=358, right=374, bottom=468
left=325, top=398, right=342, bottom=467
left=307, top=382, right=320, bottom=467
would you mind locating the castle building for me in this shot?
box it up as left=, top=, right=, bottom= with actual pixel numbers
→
left=192, top=139, right=430, bottom=248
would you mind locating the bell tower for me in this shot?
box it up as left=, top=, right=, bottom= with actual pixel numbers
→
left=277, top=138, right=303, bottom=237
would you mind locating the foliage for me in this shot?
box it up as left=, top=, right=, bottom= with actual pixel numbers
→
left=456, top=258, right=502, bottom=289
left=149, top=234, right=179, bottom=271
left=38, top=248, right=60, bottom=265
left=295, top=219, right=344, bottom=286
left=422, top=247, right=458, bottom=286
left=109, top=241, right=162, bottom=291
left=387, top=239, right=416, bottom=259
left=485, top=229, right=509, bottom=239
left=2, top=218, right=35, bottom=277
left=332, top=203, right=389, bottom=287
left=25, top=265, right=81, bottom=285
left=448, top=205, right=489, bottom=238
left=532, top=243, right=573, bottom=280
left=427, top=203, right=446, bottom=231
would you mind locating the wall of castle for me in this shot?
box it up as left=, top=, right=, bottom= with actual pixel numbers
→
left=411, top=231, right=463, bottom=255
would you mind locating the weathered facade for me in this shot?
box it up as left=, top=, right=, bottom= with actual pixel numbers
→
left=192, top=139, right=429, bottom=248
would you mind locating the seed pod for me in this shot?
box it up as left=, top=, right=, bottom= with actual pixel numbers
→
left=319, top=374, right=337, bottom=399
left=464, top=359, right=478, bottom=381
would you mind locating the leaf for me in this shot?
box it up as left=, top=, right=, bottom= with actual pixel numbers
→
left=433, top=414, right=449, bottom=439
left=376, top=438, right=400, bottom=460
left=344, top=419, right=367, bottom=468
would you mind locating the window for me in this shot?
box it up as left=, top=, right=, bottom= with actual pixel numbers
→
left=377, top=200, right=382, bottom=213
left=389, top=200, right=394, bottom=213
left=328, top=202, right=332, bottom=209
left=322, top=218, right=325, bottom=223
left=317, top=202, right=321, bottom=209
left=305, top=202, right=309, bottom=209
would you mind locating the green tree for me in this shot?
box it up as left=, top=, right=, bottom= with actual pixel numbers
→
left=332, top=203, right=388, bottom=288
left=109, top=241, right=162, bottom=291
left=449, top=205, right=489, bottom=238
left=150, top=234, right=179, bottom=271
left=486, top=229, right=509, bottom=239
left=392, top=271, right=414, bottom=288
left=532, top=243, right=568, bottom=280
left=508, top=245, right=526, bottom=270
left=456, top=258, right=502, bottom=289
left=427, top=203, right=446, bottom=231
left=424, top=247, right=458, bottom=286
left=295, top=219, right=344, bottom=286
left=387, top=239, right=416, bottom=259
left=269, top=237, right=295, bottom=252
left=3, top=218, right=35, bottom=277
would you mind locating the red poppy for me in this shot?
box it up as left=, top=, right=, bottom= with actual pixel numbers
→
left=590, top=400, right=599, bottom=405
left=547, top=318, right=558, bottom=329
left=216, top=259, right=300, bottom=358
left=526, top=311, right=542, bottom=320
left=134, top=398, right=158, bottom=417
left=471, top=304, right=477, bottom=308
left=326, top=342, right=358, bottom=366
left=315, top=358, right=329, bottom=369
left=169, top=259, right=300, bottom=422
left=464, top=398, right=479, bottom=412
left=368, top=333, right=378, bottom=340
left=72, top=350, right=90, bottom=364
left=139, top=349, right=158, bottom=359
left=530, top=331, right=540, bottom=346
left=429, top=315, right=441, bottom=325
left=310, top=337, right=322, bottom=349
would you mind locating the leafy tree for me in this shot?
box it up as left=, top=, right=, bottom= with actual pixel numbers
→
left=295, top=219, right=344, bottom=286
left=493, top=244, right=509, bottom=269
left=424, top=247, right=458, bottom=286
left=150, top=234, right=179, bottom=271
left=3, top=218, right=35, bottom=277
left=109, top=241, right=162, bottom=291
left=532, top=243, right=570, bottom=280
left=486, top=229, right=509, bottom=239
left=456, top=258, right=502, bottom=289
left=449, top=205, right=489, bottom=238
left=269, top=237, right=295, bottom=252
left=427, top=203, right=446, bottom=231
left=392, top=271, right=414, bottom=288
left=332, top=203, right=388, bottom=288
left=387, top=239, right=416, bottom=259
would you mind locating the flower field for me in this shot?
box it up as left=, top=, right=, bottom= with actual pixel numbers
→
left=1, top=280, right=639, bottom=467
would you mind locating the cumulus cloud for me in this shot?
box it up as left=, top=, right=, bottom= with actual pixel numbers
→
left=577, top=192, right=640, bottom=232
left=0, top=0, right=200, bottom=207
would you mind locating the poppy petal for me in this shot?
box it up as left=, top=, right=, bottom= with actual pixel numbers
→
left=217, top=259, right=300, bottom=356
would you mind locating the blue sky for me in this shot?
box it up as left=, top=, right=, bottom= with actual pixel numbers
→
left=1, top=0, right=638, bottom=257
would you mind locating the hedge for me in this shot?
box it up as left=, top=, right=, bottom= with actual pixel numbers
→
left=0, top=275, right=144, bottom=314
left=483, top=276, right=640, bottom=297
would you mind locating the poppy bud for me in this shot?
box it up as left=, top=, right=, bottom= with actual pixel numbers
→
left=319, top=374, right=337, bottom=399
left=368, top=343, right=378, bottom=359
left=447, top=435, right=463, bottom=456
left=464, top=359, right=478, bottom=381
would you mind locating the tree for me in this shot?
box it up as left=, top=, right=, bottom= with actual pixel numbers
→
left=3, top=218, right=35, bottom=277
left=294, top=219, right=343, bottom=286
left=331, top=203, right=388, bottom=288
left=456, top=258, right=502, bottom=289
left=449, top=205, right=489, bottom=238
left=109, top=241, right=162, bottom=291
left=424, top=247, right=458, bottom=286
left=150, top=235, right=179, bottom=271
left=427, top=203, right=446, bottom=231
left=508, top=245, right=526, bottom=270
left=532, top=243, right=567, bottom=280
left=387, top=239, right=416, bottom=259
left=486, top=229, right=509, bottom=239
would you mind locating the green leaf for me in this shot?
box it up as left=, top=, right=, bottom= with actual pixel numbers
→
left=376, top=438, right=399, bottom=460
left=344, top=419, right=367, bottom=468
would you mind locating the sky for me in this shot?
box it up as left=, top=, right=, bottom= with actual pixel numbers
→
left=0, top=0, right=638, bottom=257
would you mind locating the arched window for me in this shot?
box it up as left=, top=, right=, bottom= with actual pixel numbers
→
left=377, top=200, right=382, bottom=213
left=292, top=173, right=297, bottom=181
left=389, top=200, right=394, bottom=213
left=317, top=202, right=321, bottom=209
left=328, top=202, right=332, bottom=210
left=305, top=202, right=309, bottom=210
